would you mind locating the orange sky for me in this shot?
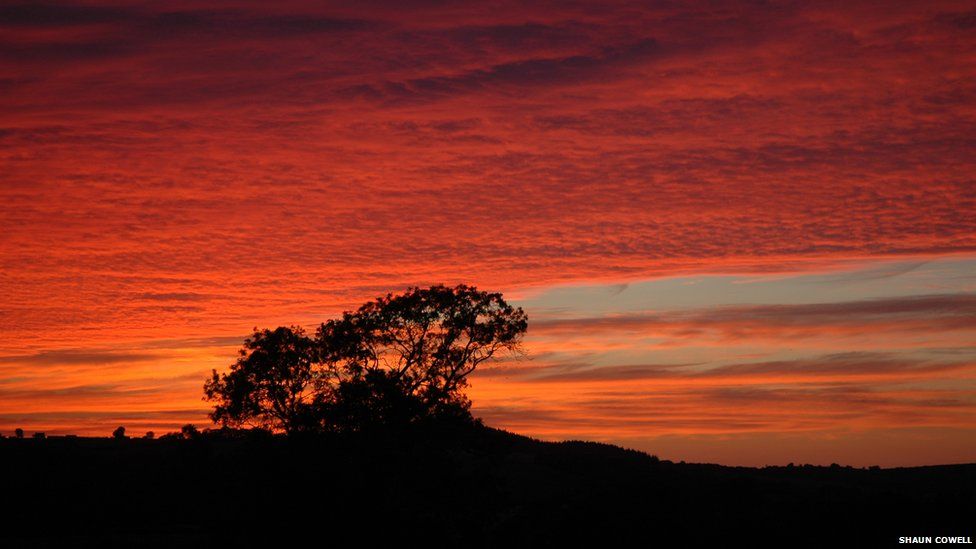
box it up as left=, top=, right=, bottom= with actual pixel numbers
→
left=1, top=1, right=974, bottom=466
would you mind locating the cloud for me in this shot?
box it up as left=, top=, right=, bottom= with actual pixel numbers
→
left=0, top=3, right=131, bottom=27
left=133, top=292, right=214, bottom=301
left=699, top=352, right=974, bottom=379
left=0, top=3, right=371, bottom=35
left=340, top=38, right=660, bottom=103
left=0, top=1, right=974, bottom=461
left=0, top=350, right=163, bottom=366
left=473, top=367, right=976, bottom=441
left=530, top=294, right=976, bottom=343
left=481, top=351, right=976, bottom=384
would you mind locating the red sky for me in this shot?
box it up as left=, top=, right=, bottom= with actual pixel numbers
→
left=1, top=1, right=974, bottom=466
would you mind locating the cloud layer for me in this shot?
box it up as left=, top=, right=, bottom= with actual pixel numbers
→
left=1, top=2, right=974, bottom=464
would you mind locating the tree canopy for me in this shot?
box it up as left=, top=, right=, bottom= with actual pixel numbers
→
left=204, top=284, right=528, bottom=434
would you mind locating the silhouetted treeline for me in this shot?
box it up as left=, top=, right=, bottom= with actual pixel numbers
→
left=0, top=422, right=972, bottom=548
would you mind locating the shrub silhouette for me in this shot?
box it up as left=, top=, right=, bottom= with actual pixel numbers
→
left=157, top=424, right=202, bottom=441
left=113, top=426, right=126, bottom=439
left=14, top=428, right=23, bottom=439
left=183, top=424, right=199, bottom=437
left=204, top=284, right=527, bottom=433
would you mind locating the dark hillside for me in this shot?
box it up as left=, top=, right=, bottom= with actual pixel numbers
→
left=1, top=424, right=972, bottom=547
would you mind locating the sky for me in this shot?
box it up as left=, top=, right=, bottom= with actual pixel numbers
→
left=1, top=0, right=974, bottom=466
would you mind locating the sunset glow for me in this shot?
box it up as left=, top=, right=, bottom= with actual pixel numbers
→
left=1, top=1, right=974, bottom=466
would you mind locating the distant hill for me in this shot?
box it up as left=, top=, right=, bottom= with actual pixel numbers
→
left=1, top=423, right=972, bottom=547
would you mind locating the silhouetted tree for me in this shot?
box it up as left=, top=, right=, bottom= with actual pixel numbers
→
left=14, top=428, right=24, bottom=439
left=322, top=369, right=427, bottom=432
left=204, top=284, right=528, bottom=433
left=144, top=431, right=155, bottom=439
left=181, top=424, right=200, bottom=440
left=204, top=326, right=318, bottom=433
left=113, top=426, right=126, bottom=439
left=316, top=284, right=528, bottom=431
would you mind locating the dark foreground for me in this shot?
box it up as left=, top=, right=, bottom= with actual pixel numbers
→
left=1, top=423, right=972, bottom=548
